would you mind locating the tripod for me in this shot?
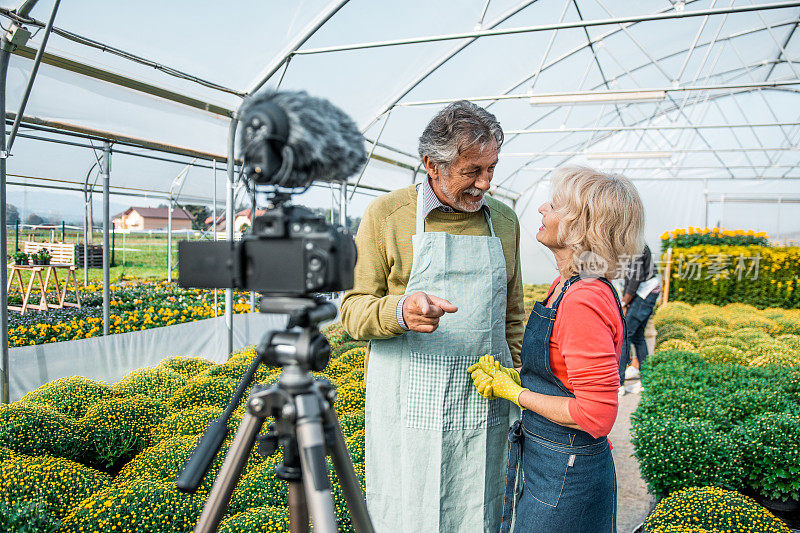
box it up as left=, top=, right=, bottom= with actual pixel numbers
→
left=176, top=296, right=374, bottom=533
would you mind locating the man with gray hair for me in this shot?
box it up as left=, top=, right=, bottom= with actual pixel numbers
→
left=341, top=100, right=525, bottom=532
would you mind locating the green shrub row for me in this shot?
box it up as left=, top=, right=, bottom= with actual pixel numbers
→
left=632, top=350, right=800, bottom=502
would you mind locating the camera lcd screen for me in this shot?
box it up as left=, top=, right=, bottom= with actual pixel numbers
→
left=178, top=241, right=236, bottom=289
left=243, top=239, right=305, bottom=292
left=178, top=239, right=306, bottom=293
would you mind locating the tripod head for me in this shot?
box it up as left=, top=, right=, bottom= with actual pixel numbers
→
left=258, top=295, right=337, bottom=372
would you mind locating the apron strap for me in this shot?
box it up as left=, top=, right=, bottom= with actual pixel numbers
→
left=416, top=183, right=426, bottom=235
left=484, top=208, right=496, bottom=237
left=500, top=420, right=524, bottom=533
left=415, top=181, right=496, bottom=237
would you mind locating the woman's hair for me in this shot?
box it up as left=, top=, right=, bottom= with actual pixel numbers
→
left=551, top=166, right=645, bottom=278
left=418, top=100, right=503, bottom=171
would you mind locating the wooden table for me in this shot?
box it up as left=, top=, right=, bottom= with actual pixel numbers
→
left=7, top=263, right=82, bottom=314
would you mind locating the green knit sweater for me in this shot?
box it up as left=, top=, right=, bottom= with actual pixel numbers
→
left=340, top=184, right=525, bottom=366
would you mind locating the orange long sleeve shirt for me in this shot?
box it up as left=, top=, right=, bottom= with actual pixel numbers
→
left=543, top=277, right=623, bottom=438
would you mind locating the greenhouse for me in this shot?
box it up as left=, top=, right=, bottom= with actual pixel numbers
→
left=0, top=0, right=799, bottom=532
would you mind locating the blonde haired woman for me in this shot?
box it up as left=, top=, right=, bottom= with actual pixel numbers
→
left=470, top=166, right=644, bottom=532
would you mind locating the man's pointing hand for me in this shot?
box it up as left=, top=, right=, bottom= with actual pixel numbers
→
left=402, top=291, right=458, bottom=333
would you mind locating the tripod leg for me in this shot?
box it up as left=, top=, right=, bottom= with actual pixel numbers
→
left=288, top=481, right=310, bottom=533
left=194, top=411, right=265, bottom=533
left=324, top=406, right=375, bottom=533
left=294, top=394, right=338, bottom=533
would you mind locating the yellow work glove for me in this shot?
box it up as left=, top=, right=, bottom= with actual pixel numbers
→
left=469, top=367, right=494, bottom=399
left=467, top=355, right=527, bottom=406
left=468, top=355, right=509, bottom=399
left=470, top=354, right=522, bottom=385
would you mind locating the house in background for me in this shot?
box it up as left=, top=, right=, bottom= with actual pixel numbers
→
left=205, top=208, right=266, bottom=233
left=113, top=207, right=193, bottom=231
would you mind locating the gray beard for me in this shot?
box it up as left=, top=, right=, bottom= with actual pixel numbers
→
left=440, top=177, right=483, bottom=213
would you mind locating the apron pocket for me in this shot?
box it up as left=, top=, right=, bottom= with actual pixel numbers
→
left=406, top=351, right=504, bottom=431
left=520, top=435, right=573, bottom=508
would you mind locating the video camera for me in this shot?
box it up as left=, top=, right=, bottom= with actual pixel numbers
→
left=177, top=90, right=364, bottom=295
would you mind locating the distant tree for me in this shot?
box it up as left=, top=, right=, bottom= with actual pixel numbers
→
left=26, top=213, right=43, bottom=225
left=44, top=213, right=63, bottom=225
left=6, top=204, right=19, bottom=224
left=309, top=207, right=360, bottom=234
left=347, top=216, right=361, bottom=235
left=183, top=204, right=211, bottom=230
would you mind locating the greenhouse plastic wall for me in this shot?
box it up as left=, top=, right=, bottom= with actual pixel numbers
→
left=7, top=312, right=287, bottom=402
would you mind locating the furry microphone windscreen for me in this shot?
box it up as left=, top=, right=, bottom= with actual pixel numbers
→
left=239, top=90, right=368, bottom=185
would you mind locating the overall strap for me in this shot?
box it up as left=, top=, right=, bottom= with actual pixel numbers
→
left=594, top=276, right=628, bottom=340
left=550, top=274, right=583, bottom=310
left=594, top=276, right=625, bottom=317
left=500, top=420, right=524, bottom=533
left=550, top=275, right=628, bottom=337
left=542, top=283, right=560, bottom=305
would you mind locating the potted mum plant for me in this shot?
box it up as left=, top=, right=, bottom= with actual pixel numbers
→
left=12, top=251, right=28, bottom=265
left=33, top=248, right=51, bottom=266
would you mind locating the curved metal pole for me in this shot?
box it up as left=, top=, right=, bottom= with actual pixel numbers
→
left=0, top=0, right=43, bottom=402
left=362, top=0, right=704, bottom=129
left=7, top=0, right=60, bottom=151
left=363, top=0, right=537, bottom=131
left=15, top=0, right=38, bottom=17
left=83, top=185, right=89, bottom=284
left=246, top=0, right=351, bottom=94
left=0, top=35, right=11, bottom=404
left=492, top=17, right=798, bottom=191
left=212, top=159, right=218, bottom=318
left=303, top=1, right=800, bottom=57
left=167, top=197, right=173, bottom=282
left=363, top=0, right=791, bottom=131
left=101, top=141, right=110, bottom=336
left=498, top=58, right=799, bottom=196
left=339, top=182, right=347, bottom=227
left=82, top=162, right=96, bottom=286
left=505, top=83, right=794, bottom=198
left=249, top=186, right=255, bottom=313
left=348, top=109, right=391, bottom=202
left=487, top=16, right=796, bottom=154
left=486, top=1, right=709, bottom=113
left=225, top=116, right=237, bottom=358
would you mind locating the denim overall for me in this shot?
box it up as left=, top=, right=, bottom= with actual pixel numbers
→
left=365, top=185, right=514, bottom=532
left=500, top=275, right=626, bottom=533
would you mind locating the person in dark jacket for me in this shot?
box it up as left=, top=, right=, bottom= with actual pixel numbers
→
left=619, top=244, right=661, bottom=392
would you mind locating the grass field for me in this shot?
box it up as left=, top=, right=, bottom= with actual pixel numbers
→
left=8, top=229, right=207, bottom=284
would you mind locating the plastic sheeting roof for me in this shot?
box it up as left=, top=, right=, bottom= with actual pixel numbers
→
left=1, top=0, right=799, bottom=278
